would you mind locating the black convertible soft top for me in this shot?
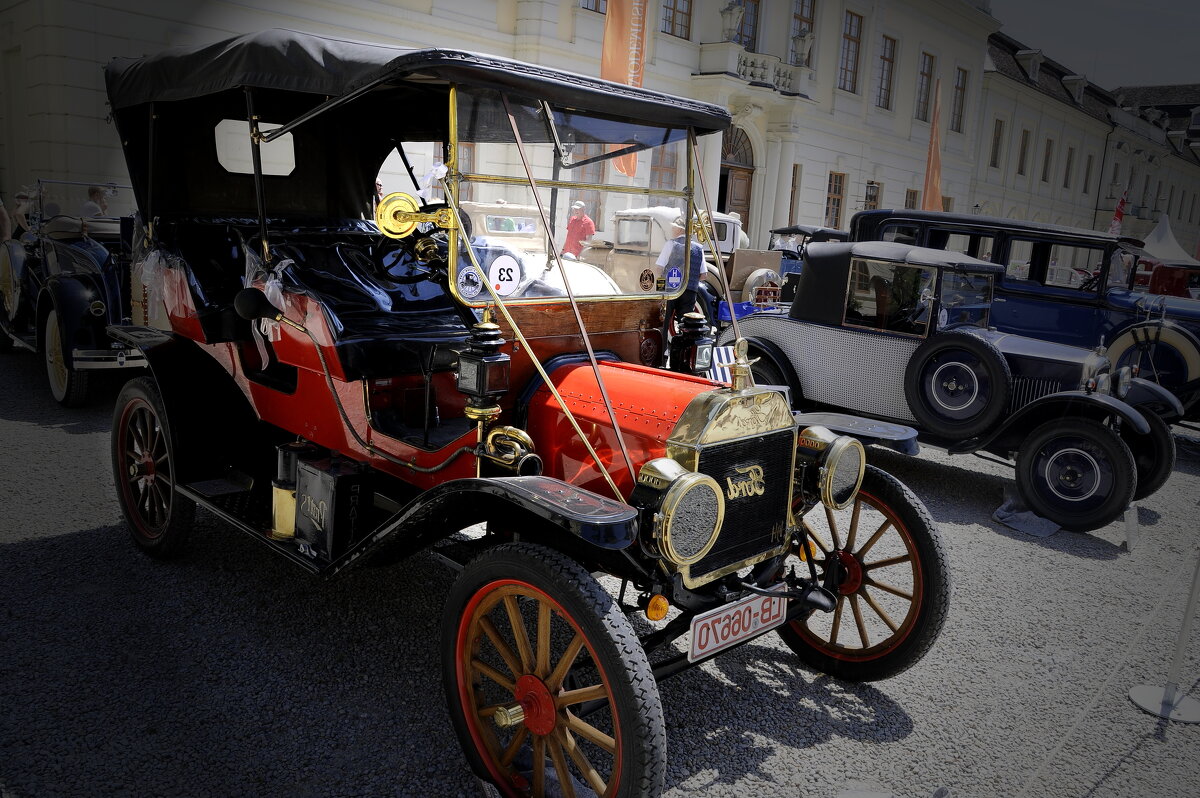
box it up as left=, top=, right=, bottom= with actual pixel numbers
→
left=105, top=28, right=731, bottom=134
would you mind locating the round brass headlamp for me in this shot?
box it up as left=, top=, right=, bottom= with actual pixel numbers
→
left=820, top=435, right=866, bottom=509
left=657, top=471, right=725, bottom=566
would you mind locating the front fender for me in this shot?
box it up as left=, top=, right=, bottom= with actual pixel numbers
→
left=39, top=274, right=107, bottom=358
left=742, top=336, right=802, bottom=407
left=966, top=391, right=1149, bottom=456
left=333, top=475, right=639, bottom=576
left=1123, top=376, right=1185, bottom=421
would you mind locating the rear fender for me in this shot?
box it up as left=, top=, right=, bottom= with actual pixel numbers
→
left=971, top=391, right=1148, bottom=456
left=744, top=336, right=802, bottom=407
left=333, top=475, right=639, bottom=576
left=109, top=325, right=262, bottom=482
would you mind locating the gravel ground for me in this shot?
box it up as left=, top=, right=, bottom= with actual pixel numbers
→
left=1, top=352, right=1198, bottom=798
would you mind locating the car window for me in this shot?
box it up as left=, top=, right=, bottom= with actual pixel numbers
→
left=1006, top=239, right=1033, bottom=280
left=214, top=119, right=295, bottom=176
left=880, top=223, right=920, bottom=245
left=844, top=258, right=935, bottom=336
left=1046, top=243, right=1103, bottom=288
left=616, top=218, right=652, bottom=248
left=939, top=272, right=992, bottom=328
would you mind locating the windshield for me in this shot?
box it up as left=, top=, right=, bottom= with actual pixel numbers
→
left=939, top=271, right=993, bottom=329
left=29, top=180, right=136, bottom=229
left=448, top=87, right=697, bottom=305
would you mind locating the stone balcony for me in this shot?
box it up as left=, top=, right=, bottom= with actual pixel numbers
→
left=696, top=41, right=809, bottom=96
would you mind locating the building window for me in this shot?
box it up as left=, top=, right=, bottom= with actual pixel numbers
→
left=941, top=196, right=953, bottom=212
left=789, top=164, right=803, bottom=223
left=988, top=119, right=1004, bottom=168
left=1191, top=194, right=1197, bottom=223
left=950, top=68, right=968, bottom=132
left=915, top=52, right=935, bottom=122
left=1155, top=179, right=1164, bottom=211
left=1111, top=162, right=1120, bottom=187
left=1082, top=153, right=1093, bottom=194
left=863, top=180, right=881, bottom=211
left=826, top=171, right=846, bottom=228
left=1040, top=139, right=1054, bottom=183
left=734, top=0, right=760, bottom=51
left=1063, top=146, right=1075, bottom=189
left=838, top=11, right=863, bottom=93
left=1168, top=184, right=1176, bottom=216
left=1179, top=190, right=1186, bottom=220
left=573, top=142, right=606, bottom=221
left=661, top=0, right=691, bottom=39
left=649, top=144, right=679, bottom=204
left=876, top=35, right=896, bottom=109
left=581, top=0, right=606, bottom=12
left=790, top=0, right=816, bottom=66
left=1017, top=129, right=1030, bottom=176
left=904, top=188, right=919, bottom=209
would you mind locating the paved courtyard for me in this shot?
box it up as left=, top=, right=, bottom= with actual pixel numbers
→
left=1, top=352, right=1197, bottom=798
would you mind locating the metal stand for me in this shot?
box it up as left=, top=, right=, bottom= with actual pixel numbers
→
left=1123, top=501, right=1139, bottom=551
left=1129, top=547, right=1200, bottom=723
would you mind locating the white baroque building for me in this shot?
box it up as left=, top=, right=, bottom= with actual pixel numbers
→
left=1, top=0, right=1196, bottom=253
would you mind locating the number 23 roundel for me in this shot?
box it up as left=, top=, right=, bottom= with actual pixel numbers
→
left=488, top=254, right=521, bottom=297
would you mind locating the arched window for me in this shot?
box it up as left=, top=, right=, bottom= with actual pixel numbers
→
left=722, top=128, right=754, bottom=167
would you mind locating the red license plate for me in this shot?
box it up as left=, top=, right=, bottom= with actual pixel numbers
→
left=687, top=589, right=788, bottom=662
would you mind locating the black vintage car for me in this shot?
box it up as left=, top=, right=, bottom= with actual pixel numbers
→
left=768, top=223, right=848, bottom=303
left=0, top=180, right=145, bottom=405
left=849, top=208, right=1200, bottom=420
left=720, top=240, right=1182, bottom=532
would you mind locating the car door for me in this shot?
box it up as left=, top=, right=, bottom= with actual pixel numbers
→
left=989, top=235, right=1106, bottom=349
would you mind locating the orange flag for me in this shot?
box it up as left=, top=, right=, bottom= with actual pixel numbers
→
left=921, top=78, right=944, bottom=211
left=600, top=0, right=649, bottom=177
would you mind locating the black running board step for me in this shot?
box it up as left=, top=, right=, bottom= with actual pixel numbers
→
left=176, top=483, right=321, bottom=574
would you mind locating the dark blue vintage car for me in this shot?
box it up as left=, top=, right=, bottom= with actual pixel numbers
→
left=849, top=209, right=1200, bottom=420
left=0, top=179, right=145, bottom=405
left=719, top=240, right=1182, bottom=532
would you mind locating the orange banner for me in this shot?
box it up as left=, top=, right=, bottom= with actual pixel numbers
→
left=600, top=0, right=649, bottom=177
left=921, top=78, right=944, bottom=211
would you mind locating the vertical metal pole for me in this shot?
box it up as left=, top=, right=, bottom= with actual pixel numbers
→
left=1129, top=547, right=1200, bottom=722
left=244, top=87, right=271, bottom=265
left=145, top=102, right=156, bottom=242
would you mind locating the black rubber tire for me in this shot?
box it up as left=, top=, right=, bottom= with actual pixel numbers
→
left=1015, top=417, right=1137, bottom=532
left=777, top=465, right=950, bottom=681
left=112, top=376, right=196, bottom=558
left=904, top=331, right=1011, bottom=439
left=1121, top=411, right=1176, bottom=501
left=43, top=308, right=90, bottom=407
left=442, top=542, right=665, bottom=798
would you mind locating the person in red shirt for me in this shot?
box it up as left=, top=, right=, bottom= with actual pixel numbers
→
left=563, top=200, right=595, bottom=257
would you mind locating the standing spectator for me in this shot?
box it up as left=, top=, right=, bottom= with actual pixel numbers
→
left=658, top=216, right=707, bottom=325
left=80, top=185, right=108, bottom=217
left=10, top=191, right=31, bottom=239
left=563, top=200, right=595, bottom=257
left=0, top=196, right=11, bottom=241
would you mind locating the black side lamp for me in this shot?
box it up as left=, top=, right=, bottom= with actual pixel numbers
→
left=669, top=312, right=715, bottom=376
left=458, top=315, right=510, bottom=423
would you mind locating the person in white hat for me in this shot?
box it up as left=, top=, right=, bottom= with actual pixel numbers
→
left=563, top=199, right=595, bottom=257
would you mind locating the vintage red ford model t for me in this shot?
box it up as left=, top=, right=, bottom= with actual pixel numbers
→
left=104, top=30, right=948, bottom=796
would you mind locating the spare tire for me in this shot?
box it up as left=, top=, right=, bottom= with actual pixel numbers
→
left=904, top=331, right=1011, bottom=439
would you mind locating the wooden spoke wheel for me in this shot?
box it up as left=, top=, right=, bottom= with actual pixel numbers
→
left=778, top=465, right=949, bottom=681
left=443, top=543, right=664, bottom=798
left=112, top=377, right=194, bottom=557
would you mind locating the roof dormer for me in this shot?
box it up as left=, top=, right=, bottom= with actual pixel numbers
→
left=1014, top=49, right=1043, bottom=82
left=1062, top=74, right=1087, bottom=104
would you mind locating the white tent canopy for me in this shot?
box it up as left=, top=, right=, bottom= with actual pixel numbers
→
left=1141, top=213, right=1200, bottom=266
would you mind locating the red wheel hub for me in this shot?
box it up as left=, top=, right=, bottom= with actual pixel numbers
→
left=514, top=674, right=557, bottom=736
left=835, top=550, right=863, bottom=595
